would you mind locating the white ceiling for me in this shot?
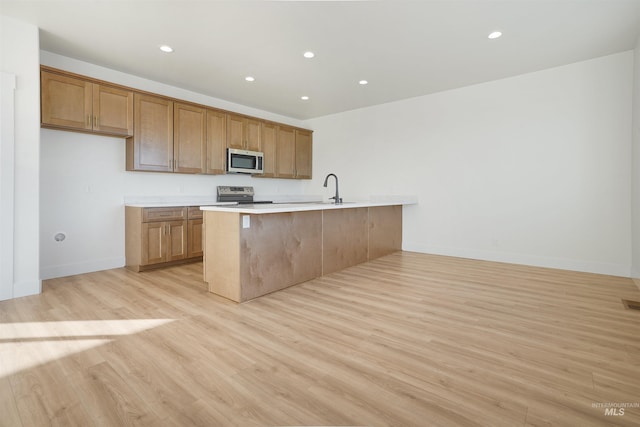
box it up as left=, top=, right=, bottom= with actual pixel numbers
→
left=2, top=1, right=640, bottom=120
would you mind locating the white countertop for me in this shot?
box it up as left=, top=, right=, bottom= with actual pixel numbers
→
left=123, top=194, right=324, bottom=208
left=123, top=195, right=233, bottom=208
left=124, top=195, right=417, bottom=210
left=200, top=200, right=416, bottom=214
left=125, top=201, right=236, bottom=208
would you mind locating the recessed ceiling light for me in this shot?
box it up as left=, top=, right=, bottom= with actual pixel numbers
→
left=301, top=96, right=309, bottom=101
left=303, top=51, right=315, bottom=59
left=245, top=76, right=255, bottom=82
left=159, top=45, right=174, bottom=53
left=488, top=31, right=502, bottom=39
left=359, top=80, right=368, bottom=85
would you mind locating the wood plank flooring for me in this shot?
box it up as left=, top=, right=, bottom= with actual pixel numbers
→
left=1, top=252, right=639, bottom=426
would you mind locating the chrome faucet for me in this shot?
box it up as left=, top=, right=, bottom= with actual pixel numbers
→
left=323, top=173, right=342, bottom=204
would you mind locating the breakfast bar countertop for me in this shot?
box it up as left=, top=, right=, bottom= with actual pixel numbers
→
left=199, top=199, right=417, bottom=214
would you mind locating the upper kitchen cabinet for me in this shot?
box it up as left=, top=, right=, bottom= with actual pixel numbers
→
left=277, top=125, right=296, bottom=178
left=174, top=102, right=206, bottom=174
left=295, top=129, right=313, bottom=179
left=260, top=122, right=277, bottom=177
left=206, top=109, right=227, bottom=175
left=256, top=124, right=313, bottom=180
left=126, top=93, right=174, bottom=172
left=227, top=113, right=261, bottom=152
left=42, top=66, right=312, bottom=179
left=41, top=69, right=133, bottom=136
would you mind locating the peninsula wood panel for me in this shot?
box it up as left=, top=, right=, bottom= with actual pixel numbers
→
left=204, top=211, right=241, bottom=301
left=368, top=205, right=403, bottom=259
left=203, top=206, right=404, bottom=302
left=239, top=211, right=322, bottom=301
left=322, top=208, right=369, bottom=275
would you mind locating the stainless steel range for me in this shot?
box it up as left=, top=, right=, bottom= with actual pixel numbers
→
left=216, top=186, right=272, bottom=204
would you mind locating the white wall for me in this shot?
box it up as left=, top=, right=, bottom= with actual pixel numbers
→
left=632, top=37, right=640, bottom=280
left=0, top=16, right=41, bottom=300
left=304, top=52, right=634, bottom=277
left=33, top=49, right=640, bottom=280
left=39, top=53, right=309, bottom=280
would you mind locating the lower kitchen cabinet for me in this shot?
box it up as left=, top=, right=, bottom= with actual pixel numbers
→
left=142, top=220, right=187, bottom=265
left=125, top=206, right=201, bottom=272
left=187, top=207, right=204, bottom=258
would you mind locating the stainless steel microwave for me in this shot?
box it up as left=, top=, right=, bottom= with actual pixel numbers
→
left=227, top=148, right=264, bottom=174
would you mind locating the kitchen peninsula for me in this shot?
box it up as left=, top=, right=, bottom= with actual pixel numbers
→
left=201, top=201, right=412, bottom=302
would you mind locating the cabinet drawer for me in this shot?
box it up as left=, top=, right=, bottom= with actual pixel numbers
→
left=187, top=206, right=203, bottom=219
left=142, top=207, right=187, bottom=222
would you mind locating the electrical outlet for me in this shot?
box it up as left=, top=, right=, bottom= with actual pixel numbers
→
left=242, top=215, right=250, bottom=229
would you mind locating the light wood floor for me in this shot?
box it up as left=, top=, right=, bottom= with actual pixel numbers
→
left=1, top=252, right=640, bottom=427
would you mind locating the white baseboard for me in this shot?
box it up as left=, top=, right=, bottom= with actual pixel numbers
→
left=40, top=257, right=125, bottom=280
left=0, top=279, right=42, bottom=301
left=402, top=242, right=631, bottom=278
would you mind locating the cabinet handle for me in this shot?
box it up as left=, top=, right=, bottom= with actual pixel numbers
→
left=86, top=115, right=90, bottom=126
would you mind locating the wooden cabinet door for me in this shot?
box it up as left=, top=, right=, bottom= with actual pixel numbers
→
left=260, top=122, right=277, bottom=177
left=187, top=218, right=204, bottom=258
left=129, top=93, right=174, bottom=172
left=174, top=102, right=206, bottom=173
left=41, top=70, right=92, bottom=131
left=295, top=129, right=313, bottom=179
left=276, top=126, right=296, bottom=178
left=142, top=221, right=166, bottom=265
left=206, top=109, right=227, bottom=174
left=92, top=84, right=133, bottom=136
left=167, top=220, right=188, bottom=261
left=226, top=114, right=261, bottom=151
left=226, top=114, right=245, bottom=149
left=246, top=118, right=262, bottom=152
